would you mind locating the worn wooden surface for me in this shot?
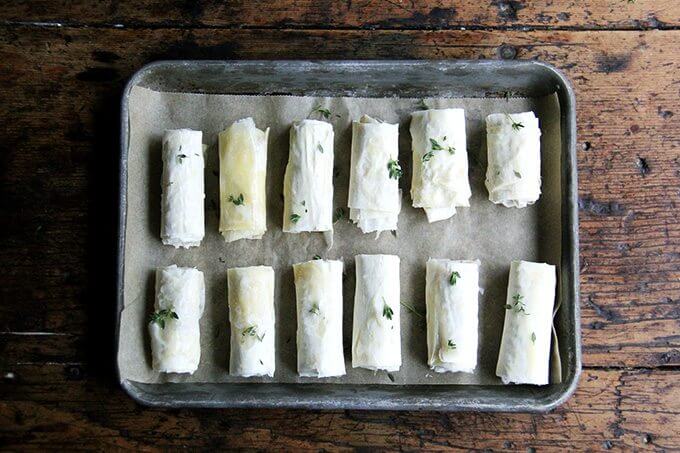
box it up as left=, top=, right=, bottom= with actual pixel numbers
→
left=1, top=1, right=679, bottom=450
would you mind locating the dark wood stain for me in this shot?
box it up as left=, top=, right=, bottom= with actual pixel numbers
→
left=1, top=2, right=679, bottom=450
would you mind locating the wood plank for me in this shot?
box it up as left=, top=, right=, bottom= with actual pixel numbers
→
left=1, top=0, right=679, bottom=30
left=0, top=27, right=678, bottom=368
left=0, top=365, right=677, bottom=450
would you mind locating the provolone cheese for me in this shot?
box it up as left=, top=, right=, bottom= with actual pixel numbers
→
left=283, top=120, right=334, bottom=233
left=496, top=260, right=556, bottom=385
left=410, top=109, right=471, bottom=222
left=348, top=115, right=401, bottom=234
left=294, top=259, right=345, bottom=377
left=149, top=265, right=205, bottom=374
left=227, top=266, right=276, bottom=377
left=485, top=112, right=542, bottom=208
left=160, top=129, right=205, bottom=248
left=426, top=259, right=479, bottom=373
left=352, top=254, right=401, bottom=371
left=219, top=118, right=269, bottom=242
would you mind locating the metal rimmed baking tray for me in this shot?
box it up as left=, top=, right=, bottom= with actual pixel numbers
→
left=117, top=60, right=580, bottom=411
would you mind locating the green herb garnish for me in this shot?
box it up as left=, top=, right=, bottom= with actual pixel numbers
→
left=382, top=298, right=394, bottom=320
left=514, top=170, right=522, bottom=179
left=309, top=105, right=339, bottom=120
left=429, top=138, right=455, bottom=155
left=150, top=309, right=178, bottom=329
left=317, top=143, right=324, bottom=153
left=242, top=325, right=264, bottom=342
left=228, top=193, right=245, bottom=206
left=531, top=332, right=537, bottom=343
left=422, top=151, right=435, bottom=162
left=312, top=255, right=322, bottom=260
left=387, top=159, right=403, bottom=180
left=333, top=207, right=345, bottom=222
left=449, top=271, right=461, bottom=286
left=504, top=293, right=529, bottom=315
left=447, top=339, right=456, bottom=350
left=505, top=113, right=524, bottom=131
left=290, top=213, right=301, bottom=223
left=309, top=303, right=320, bottom=315
left=176, top=154, right=188, bottom=164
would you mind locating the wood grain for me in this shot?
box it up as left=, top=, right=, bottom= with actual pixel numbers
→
left=1, top=27, right=678, bottom=368
left=1, top=0, right=678, bottom=30
left=1, top=365, right=677, bottom=450
left=0, top=2, right=679, bottom=448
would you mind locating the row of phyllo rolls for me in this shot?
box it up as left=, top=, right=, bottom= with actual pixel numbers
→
left=150, top=257, right=556, bottom=386
left=160, top=109, right=542, bottom=247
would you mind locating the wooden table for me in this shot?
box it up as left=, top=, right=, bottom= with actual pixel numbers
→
left=1, top=1, right=678, bottom=450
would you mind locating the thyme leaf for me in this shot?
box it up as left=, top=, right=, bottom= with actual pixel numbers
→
left=505, top=293, right=529, bottom=315
left=505, top=113, right=524, bottom=131
left=387, top=159, right=403, bottom=180
left=290, top=213, right=301, bottom=223
left=449, top=271, right=461, bottom=286
left=242, top=325, right=264, bottom=342
left=150, top=309, right=178, bottom=329
left=382, top=298, right=394, bottom=320
left=228, top=193, right=245, bottom=206
left=309, top=303, right=320, bottom=315
left=447, top=339, right=456, bottom=350
left=333, top=207, right=346, bottom=222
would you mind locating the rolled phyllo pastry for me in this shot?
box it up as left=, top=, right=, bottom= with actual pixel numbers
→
left=160, top=129, right=205, bottom=248
left=426, top=259, right=479, bottom=373
left=227, top=266, right=275, bottom=377
left=149, top=265, right=205, bottom=374
left=293, top=259, right=345, bottom=377
left=410, top=109, right=471, bottom=222
left=283, top=120, right=334, bottom=233
left=485, top=112, right=542, bottom=208
left=348, top=115, right=401, bottom=234
left=352, top=254, right=401, bottom=371
left=219, top=118, right=269, bottom=242
left=496, top=260, right=556, bottom=385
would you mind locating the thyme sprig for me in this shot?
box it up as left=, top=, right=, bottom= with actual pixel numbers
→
left=242, top=325, right=265, bottom=342
left=505, top=113, right=524, bottom=131
left=382, top=298, right=394, bottom=320
left=387, top=159, right=403, bottom=180
left=505, top=293, right=529, bottom=315
left=449, top=271, right=461, bottom=286
left=228, top=193, right=245, bottom=206
left=150, top=309, right=178, bottom=329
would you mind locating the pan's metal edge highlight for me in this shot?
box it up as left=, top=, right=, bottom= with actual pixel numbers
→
left=116, top=59, right=581, bottom=411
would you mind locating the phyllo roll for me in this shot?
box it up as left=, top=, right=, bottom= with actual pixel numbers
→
left=348, top=115, right=401, bottom=234
left=485, top=111, right=542, bottom=208
left=283, top=120, right=335, bottom=233
left=160, top=129, right=205, bottom=248
left=426, top=259, right=479, bottom=373
left=293, top=259, right=345, bottom=377
left=219, top=118, right=269, bottom=242
left=496, top=260, right=556, bottom=385
left=352, top=254, right=401, bottom=371
left=149, top=265, right=205, bottom=374
left=227, top=266, right=276, bottom=377
left=410, top=109, right=471, bottom=222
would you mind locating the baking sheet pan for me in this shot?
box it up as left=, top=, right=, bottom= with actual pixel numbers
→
left=117, top=60, right=580, bottom=411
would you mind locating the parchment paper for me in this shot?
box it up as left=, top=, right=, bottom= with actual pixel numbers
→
left=119, top=86, right=562, bottom=385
